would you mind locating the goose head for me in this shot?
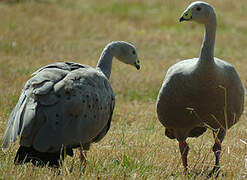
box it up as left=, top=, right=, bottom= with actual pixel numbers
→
left=179, top=1, right=216, bottom=25
left=113, top=41, right=140, bottom=70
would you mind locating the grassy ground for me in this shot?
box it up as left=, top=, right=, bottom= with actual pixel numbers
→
left=0, top=0, right=247, bottom=179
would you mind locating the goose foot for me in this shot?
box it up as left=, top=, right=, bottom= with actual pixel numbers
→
left=207, top=165, right=220, bottom=178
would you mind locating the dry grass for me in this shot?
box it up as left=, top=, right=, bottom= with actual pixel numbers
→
left=0, top=0, right=247, bottom=179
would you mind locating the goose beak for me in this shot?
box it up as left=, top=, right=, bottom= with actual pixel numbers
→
left=179, top=9, right=192, bottom=22
left=179, top=16, right=191, bottom=22
left=135, top=59, right=140, bottom=70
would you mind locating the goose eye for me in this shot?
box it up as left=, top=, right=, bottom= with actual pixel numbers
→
left=196, top=7, right=201, bottom=11
left=132, top=50, right=136, bottom=55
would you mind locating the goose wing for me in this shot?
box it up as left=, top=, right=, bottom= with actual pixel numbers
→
left=2, top=62, right=115, bottom=153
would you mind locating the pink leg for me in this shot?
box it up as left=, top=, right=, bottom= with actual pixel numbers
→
left=208, top=132, right=222, bottom=178
left=179, top=141, right=189, bottom=172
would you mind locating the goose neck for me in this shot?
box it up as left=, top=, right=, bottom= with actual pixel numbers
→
left=96, top=44, right=115, bottom=79
left=199, top=19, right=216, bottom=64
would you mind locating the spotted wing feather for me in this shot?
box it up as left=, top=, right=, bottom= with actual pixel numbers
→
left=2, top=62, right=115, bottom=153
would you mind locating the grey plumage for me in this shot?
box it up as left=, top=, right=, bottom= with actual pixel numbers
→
left=156, top=1, right=244, bottom=176
left=2, top=63, right=113, bottom=151
left=2, top=41, right=140, bottom=166
left=157, top=58, right=244, bottom=139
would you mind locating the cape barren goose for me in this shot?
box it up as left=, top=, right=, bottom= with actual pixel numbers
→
left=156, top=1, right=244, bottom=176
left=2, top=41, right=140, bottom=167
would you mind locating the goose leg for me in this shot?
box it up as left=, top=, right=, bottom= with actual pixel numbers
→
left=78, top=143, right=90, bottom=172
left=208, top=129, right=225, bottom=178
left=179, top=141, right=189, bottom=172
left=79, top=147, right=87, bottom=166
left=78, top=147, right=87, bottom=174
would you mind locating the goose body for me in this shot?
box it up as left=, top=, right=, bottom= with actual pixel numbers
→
left=157, top=57, right=244, bottom=140
left=2, top=41, right=140, bottom=166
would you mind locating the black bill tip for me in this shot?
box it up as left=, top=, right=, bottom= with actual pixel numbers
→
left=179, top=16, right=185, bottom=22
left=135, top=64, right=140, bottom=70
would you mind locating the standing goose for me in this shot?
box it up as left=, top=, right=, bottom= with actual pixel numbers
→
left=2, top=41, right=140, bottom=166
left=156, top=1, right=244, bottom=176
